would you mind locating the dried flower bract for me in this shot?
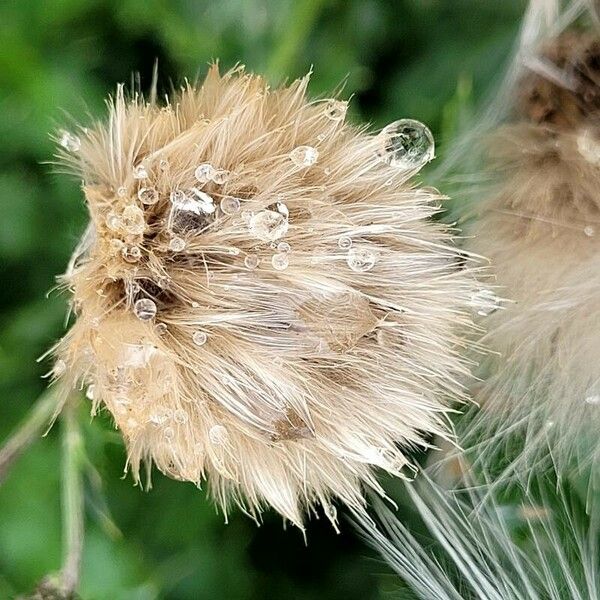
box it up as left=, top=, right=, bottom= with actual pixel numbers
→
left=51, top=65, right=474, bottom=527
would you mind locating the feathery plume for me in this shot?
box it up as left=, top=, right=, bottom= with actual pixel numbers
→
left=49, top=65, right=475, bottom=527
left=356, top=471, right=600, bottom=600
left=454, top=0, right=600, bottom=483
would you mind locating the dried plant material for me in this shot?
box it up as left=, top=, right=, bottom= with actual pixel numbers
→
left=463, top=15, right=600, bottom=479
left=50, top=65, right=475, bottom=527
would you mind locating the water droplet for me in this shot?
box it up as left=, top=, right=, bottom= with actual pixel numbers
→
left=137, top=187, right=159, bottom=206
left=577, top=130, right=600, bottom=165
left=271, top=253, right=289, bottom=270
left=212, top=169, right=230, bottom=184
left=117, top=186, right=128, bottom=197
left=121, top=205, right=145, bottom=235
left=209, top=424, right=228, bottom=445
left=346, top=246, right=378, bottom=272
left=192, top=330, right=207, bottom=346
left=584, top=225, right=595, bottom=237
left=324, top=99, right=347, bottom=121
left=53, top=359, right=67, bottom=377
left=248, top=209, right=289, bottom=242
left=149, top=407, right=171, bottom=425
left=156, top=275, right=171, bottom=289
left=220, top=196, right=241, bottom=215
left=159, top=159, right=169, bottom=170
left=122, top=342, right=157, bottom=368
left=194, top=163, right=216, bottom=183
left=585, top=394, right=600, bottom=405
left=156, top=322, right=168, bottom=335
left=134, top=298, right=157, bottom=321
left=85, top=384, right=95, bottom=400
left=169, top=236, right=186, bottom=252
left=121, top=245, right=142, bottom=263
left=168, top=189, right=215, bottom=233
left=109, top=239, right=125, bottom=254
left=277, top=241, right=291, bottom=253
left=379, top=119, right=434, bottom=170
left=290, top=145, right=319, bottom=167
left=469, top=289, right=501, bottom=317
left=105, top=211, right=121, bottom=231
left=244, top=254, right=260, bottom=270
left=338, top=235, right=352, bottom=250
left=164, top=426, right=175, bottom=440
left=59, top=130, right=81, bottom=152
left=174, top=409, right=188, bottom=424
left=133, top=164, right=149, bottom=179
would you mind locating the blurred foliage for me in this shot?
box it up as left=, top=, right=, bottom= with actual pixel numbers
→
left=0, top=0, right=526, bottom=598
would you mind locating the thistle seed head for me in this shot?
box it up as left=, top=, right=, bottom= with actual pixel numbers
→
left=51, top=65, right=475, bottom=527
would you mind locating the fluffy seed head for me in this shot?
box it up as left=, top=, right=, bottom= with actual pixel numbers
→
left=464, top=23, right=600, bottom=477
left=51, top=65, right=474, bottom=526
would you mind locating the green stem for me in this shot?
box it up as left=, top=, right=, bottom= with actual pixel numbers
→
left=0, top=389, right=59, bottom=485
left=59, top=402, right=85, bottom=597
left=266, top=0, right=329, bottom=80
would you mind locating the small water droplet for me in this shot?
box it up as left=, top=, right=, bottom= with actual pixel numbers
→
left=174, top=409, right=188, bottom=424
left=209, top=424, right=228, bottom=445
left=289, top=145, right=319, bottom=167
left=121, top=245, right=142, bottom=263
left=122, top=342, right=157, bottom=368
left=134, top=298, right=157, bottom=321
left=159, top=158, right=169, bottom=170
left=271, top=252, right=289, bottom=270
left=149, top=407, right=171, bottom=425
left=164, top=426, right=175, bottom=440
left=585, top=394, right=600, bottom=405
left=109, top=239, right=125, bottom=253
left=379, top=119, right=434, bottom=170
left=220, top=196, right=241, bottom=215
left=168, top=188, right=215, bottom=233
left=192, top=330, right=207, bottom=346
left=248, top=209, right=289, bottom=242
left=117, top=186, right=128, bottom=197
left=121, top=205, right=145, bottom=235
left=244, top=254, right=259, bottom=270
left=156, top=275, right=171, bottom=289
left=324, top=99, right=347, bottom=122
left=277, top=241, right=291, bottom=253
left=54, top=359, right=67, bottom=377
left=212, top=169, right=230, bottom=184
left=577, top=130, right=600, bottom=165
left=86, top=384, right=95, bottom=400
left=137, top=187, right=159, bottom=206
left=105, top=211, right=121, bottom=231
left=338, top=235, right=352, bottom=250
left=59, top=130, right=81, bottom=152
left=156, top=323, right=168, bottom=335
left=194, top=163, right=215, bottom=183
left=584, top=225, right=595, bottom=237
left=169, top=236, right=186, bottom=252
left=469, top=289, right=501, bottom=317
left=346, top=246, right=378, bottom=272
left=133, top=164, right=149, bottom=179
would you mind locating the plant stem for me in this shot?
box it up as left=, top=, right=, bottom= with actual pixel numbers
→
left=0, top=389, right=59, bottom=485
left=266, top=0, right=328, bottom=80
left=59, top=402, right=85, bottom=597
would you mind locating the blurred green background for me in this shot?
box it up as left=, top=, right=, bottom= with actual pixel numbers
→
left=0, top=1, right=525, bottom=598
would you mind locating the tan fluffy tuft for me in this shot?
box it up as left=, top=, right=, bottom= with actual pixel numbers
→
left=50, top=65, right=475, bottom=527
